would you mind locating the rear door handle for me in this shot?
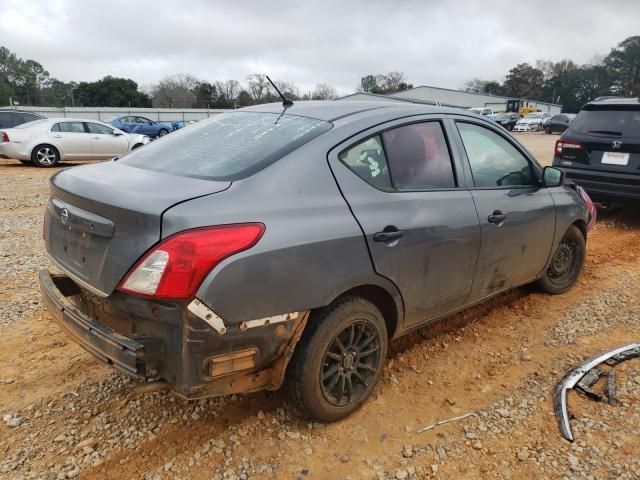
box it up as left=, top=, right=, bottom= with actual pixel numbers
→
left=373, top=228, right=405, bottom=243
left=487, top=210, right=507, bottom=225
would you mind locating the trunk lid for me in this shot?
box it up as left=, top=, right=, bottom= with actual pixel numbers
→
left=44, top=160, right=230, bottom=296
left=579, top=134, right=640, bottom=172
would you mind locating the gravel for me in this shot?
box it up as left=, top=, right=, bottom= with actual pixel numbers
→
left=1, top=162, right=639, bottom=479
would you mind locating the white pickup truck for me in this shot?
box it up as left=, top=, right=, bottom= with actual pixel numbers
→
left=468, top=107, right=496, bottom=120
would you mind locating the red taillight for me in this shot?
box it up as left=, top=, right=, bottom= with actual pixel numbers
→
left=555, top=139, right=582, bottom=155
left=118, top=223, right=265, bottom=300
left=0, top=132, right=9, bottom=143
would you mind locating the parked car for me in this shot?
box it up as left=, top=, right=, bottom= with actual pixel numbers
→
left=0, top=118, right=150, bottom=167
left=0, top=109, right=45, bottom=129
left=40, top=101, right=592, bottom=422
left=552, top=97, right=640, bottom=202
left=545, top=114, right=577, bottom=134
left=109, top=115, right=174, bottom=138
left=493, top=112, right=521, bottom=131
left=468, top=107, right=495, bottom=120
left=513, top=112, right=552, bottom=132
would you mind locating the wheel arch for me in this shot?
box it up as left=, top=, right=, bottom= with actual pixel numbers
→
left=572, top=219, right=587, bottom=241
left=31, top=143, right=62, bottom=163
left=326, top=283, right=403, bottom=341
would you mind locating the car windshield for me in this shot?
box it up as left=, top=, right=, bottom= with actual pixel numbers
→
left=494, top=113, right=512, bottom=120
left=14, top=119, right=48, bottom=129
left=469, top=108, right=482, bottom=114
left=571, top=108, right=640, bottom=138
left=119, top=111, right=332, bottom=180
left=525, top=113, right=542, bottom=119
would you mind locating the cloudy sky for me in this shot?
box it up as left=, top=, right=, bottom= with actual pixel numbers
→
left=1, top=0, right=638, bottom=95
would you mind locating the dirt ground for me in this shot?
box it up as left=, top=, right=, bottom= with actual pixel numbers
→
left=1, top=132, right=639, bottom=480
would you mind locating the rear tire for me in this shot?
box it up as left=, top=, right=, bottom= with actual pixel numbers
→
left=31, top=144, right=60, bottom=167
left=537, top=225, right=585, bottom=294
left=286, top=296, right=388, bottom=422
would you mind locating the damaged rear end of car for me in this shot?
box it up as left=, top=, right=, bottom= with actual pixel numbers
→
left=40, top=109, right=335, bottom=399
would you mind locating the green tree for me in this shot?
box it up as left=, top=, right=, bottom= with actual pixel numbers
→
left=192, top=81, right=217, bottom=108
left=236, top=89, right=253, bottom=107
left=604, top=35, right=640, bottom=96
left=542, top=65, right=610, bottom=112
left=502, top=63, right=545, bottom=99
left=483, top=81, right=503, bottom=96
left=76, top=76, right=151, bottom=107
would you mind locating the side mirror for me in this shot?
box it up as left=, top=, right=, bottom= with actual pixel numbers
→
left=113, top=130, right=124, bottom=136
left=542, top=166, right=565, bottom=188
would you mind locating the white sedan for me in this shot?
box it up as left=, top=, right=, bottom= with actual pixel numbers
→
left=0, top=118, right=150, bottom=167
left=512, top=112, right=552, bottom=132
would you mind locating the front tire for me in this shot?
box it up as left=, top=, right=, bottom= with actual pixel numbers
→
left=545, top=126, right=551, bottom=134
left=287, top=297, right=388, bottom=422
left=537, top=225, right=585, bottom=294
left=157, top=128, right=168, bottom=137
left=31, top=144, right=60, bottom=167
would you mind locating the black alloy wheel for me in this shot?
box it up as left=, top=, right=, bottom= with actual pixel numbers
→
left=320, top=320, right=382, bottom=407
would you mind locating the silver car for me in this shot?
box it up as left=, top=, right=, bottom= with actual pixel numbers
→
left=0, top=117, right=150, bottom=167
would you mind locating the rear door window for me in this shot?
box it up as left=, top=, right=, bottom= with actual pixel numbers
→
left=382, top=122, right=456, bottom=189
left=339, top=136, right=392, bottom=189
left=57, top=122, right=87, bottom=133
left=571, top=108, right=640, bottom=138
left=120, top=111, right=332, bottom=180
left=457, top=122, right=536, bottom=188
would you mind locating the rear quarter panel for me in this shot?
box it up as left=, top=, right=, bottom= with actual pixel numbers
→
left=546, top=186, right=589, bottom=267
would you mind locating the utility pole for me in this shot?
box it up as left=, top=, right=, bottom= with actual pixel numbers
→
left=70, top=87, right=77, bottom=107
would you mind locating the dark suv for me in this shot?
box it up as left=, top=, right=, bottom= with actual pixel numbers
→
left=0, top=109, right=45, bottom=129
left=552, top=97, right=640, bottom=201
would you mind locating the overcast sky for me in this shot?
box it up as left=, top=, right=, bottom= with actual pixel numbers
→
left=1, top=0, right=638, bottom=95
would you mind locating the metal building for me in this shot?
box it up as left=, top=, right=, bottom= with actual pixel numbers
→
left=338, top=86, right=562, bottom=115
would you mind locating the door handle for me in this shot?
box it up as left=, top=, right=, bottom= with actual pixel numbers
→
left=373, top=228, right=405, bottom=243
left=487, top=210, right=507, bottom=225
left=52, top=135, right=62, bottom=138
left=91, top=136, right=100, bottom=140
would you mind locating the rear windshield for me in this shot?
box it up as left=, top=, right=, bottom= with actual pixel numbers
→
left=120, top=111, right=332, bottom=180
left=15, top=119, right=48, bottom=129
left=571, top=108, right=640, bottom=138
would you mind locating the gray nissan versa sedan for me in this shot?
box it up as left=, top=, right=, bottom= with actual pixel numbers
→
left=40, top=101, right=593, bottom=421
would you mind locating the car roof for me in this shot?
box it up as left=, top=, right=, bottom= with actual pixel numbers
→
left=241, top=100, right=461, bottom=123
left=43, top=117, right=110, bottom=123
left=585, top=97, right=640, bottom=108
left=0, top=109, right=44, bottom=116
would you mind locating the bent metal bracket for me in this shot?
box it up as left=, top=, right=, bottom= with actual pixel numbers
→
left=554, top=342, right=640, bottom=442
